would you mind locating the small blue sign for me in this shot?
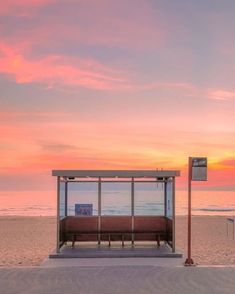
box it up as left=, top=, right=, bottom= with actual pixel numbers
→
left=75, top=204, right=93, bottom=216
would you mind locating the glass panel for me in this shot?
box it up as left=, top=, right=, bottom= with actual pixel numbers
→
left=101, top=182, right=131, bottom=215
left=166, top=181, right=173, bottom=219
left=134, top=182, right=164, bottom=215
left=67, top=182, right=98, bottom=216
left=59, top=181, right=66, bottom=219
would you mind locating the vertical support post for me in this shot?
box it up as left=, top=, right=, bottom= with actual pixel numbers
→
left=172, top=177, right=176, bottom=253
left=233, top=221, right=235, bottom=240
left=98, top=177, right=101, bottom=244
left=65, top=181, right=68, bottom=217
left=56, top=176, right=60, bottom=253
left=185, top=157, right=194, bottom=265
left=131, top=177, right=134, bottom=245
left=164, top=180, right=167, bottom=217
left=234, top=221, right=235, bottom=240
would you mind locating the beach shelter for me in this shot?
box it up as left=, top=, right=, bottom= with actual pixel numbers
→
left=52, top=170, right=180, bottom=257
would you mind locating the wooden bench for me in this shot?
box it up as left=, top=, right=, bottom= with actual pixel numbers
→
left=65, top=216, right=99, bottom=246
left=63, top=215, right=170, bottom=247
left=100, top=216, right=132, bottom=246
left=133, top=216, right=167, bottom=246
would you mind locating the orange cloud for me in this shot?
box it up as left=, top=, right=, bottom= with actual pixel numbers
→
left=1, top=110, right=235, bottom=190
left=214, top=158, right=235, bottom=169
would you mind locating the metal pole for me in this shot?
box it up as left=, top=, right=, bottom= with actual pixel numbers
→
left=56, top=176, right=60, bottom=253
left=164, top=180, right=167, bottom=217
left=65, top=181, right=68, bottom=217
left=233, top=220, right=235, bottom=240
left=172, top=177, right=176, bottom=253
left=184, top=157, right=194, bottom=265
left=98, top=177, right=101, bottom=244
left=131, top=177, right=134, bottom=245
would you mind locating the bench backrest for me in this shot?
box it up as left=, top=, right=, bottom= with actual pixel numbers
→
left=62, top=216, right=169, bottom=240
left=101, top=216, right=132, bottom=232
left=134, top=216, right=166, bottom=232
left=65, top=216, right=98, bottom=233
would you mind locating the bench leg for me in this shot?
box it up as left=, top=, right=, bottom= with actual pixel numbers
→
left=157, top=234, right=160, bottom=247
left=132, top=233, right=134, bottom=246
left=72, top=235, right=75, bottom=248
left=122, top=234, right=124, bottom=247
left=98, top=234, right=101, bottom=245
left=108, top=234, right=111, bottom=247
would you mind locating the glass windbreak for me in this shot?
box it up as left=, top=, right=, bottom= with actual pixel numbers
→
left=59, top=181, right=66, bottom=219
left=67, top=182, right=98, bottom=216
left=101, top=182, right=131, bottom=215
left=134, top=182, right=164, bottom=215
left=166, top=181, right=173, bottom=219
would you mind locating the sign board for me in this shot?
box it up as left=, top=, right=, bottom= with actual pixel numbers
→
left=191, top=157, right=207, bottom=181
left=75, top=204, right=93, bottom=216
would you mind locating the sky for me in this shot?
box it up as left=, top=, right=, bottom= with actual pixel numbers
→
left=0, top=0, right=235, bottom=191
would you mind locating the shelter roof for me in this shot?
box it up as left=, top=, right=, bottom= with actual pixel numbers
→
left=52, top=170, right=180, bottom=178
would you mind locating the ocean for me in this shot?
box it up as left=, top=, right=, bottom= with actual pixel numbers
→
left=0, top=190, right=235, bottom=217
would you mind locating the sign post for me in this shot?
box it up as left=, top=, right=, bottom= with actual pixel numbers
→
left=184, top=157, right=207, bottom=266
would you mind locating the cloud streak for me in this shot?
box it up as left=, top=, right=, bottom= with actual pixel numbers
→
left=0, top=42, right=129, bottom=90
left=217, top=158, right=235, bottom=167
left=0, top=0, right=56, bottom=16
left=208, top=89, right=235, bottom=101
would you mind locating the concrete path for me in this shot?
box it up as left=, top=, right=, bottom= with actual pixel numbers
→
left=42, top=256, right=185, bottom=267
left=0, top=266, right=235, bottom=294
left=49, top=243, right=182, bottom=259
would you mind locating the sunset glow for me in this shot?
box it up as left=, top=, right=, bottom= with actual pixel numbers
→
left=1, top=0, right=235, bottom=192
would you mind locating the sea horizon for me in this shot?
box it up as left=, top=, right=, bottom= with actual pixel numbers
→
left=0, top=190, right=234, bottom=217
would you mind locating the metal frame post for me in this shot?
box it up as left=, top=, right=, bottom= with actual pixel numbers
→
left=56, top=176, right=60, bottom=253
left=98, top=177, right=101, bottom=244
left=172, top=177, right=176, bottom=253
left=65, top=181, right=68, bottom=217
left=164, top=180, right=167, bottom=217
left=131, top=177, right=134, bottom=244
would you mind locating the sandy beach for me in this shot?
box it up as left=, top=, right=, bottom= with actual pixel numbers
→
left=0, top=216, right=56, bottom=266
left=0, top=216, right=234, bottom=266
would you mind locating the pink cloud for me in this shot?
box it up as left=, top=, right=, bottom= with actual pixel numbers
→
left=56, top=1, right=168, bottom=51
left=0, top=1, right=169, bottom=51
left=0, top=42, right=198, bottom=92
left=0, top=0, right=56, bottom=16
left=135, top=81, right=195, bottom=91
left=207, top=89, right=235, bottom=101
left=0, top=42, right=129, bottom=90
left=0, top=2, right=179, bottom=91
